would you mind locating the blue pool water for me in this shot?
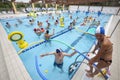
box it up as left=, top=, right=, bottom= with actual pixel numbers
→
left=0, top=11, right=111, bottom=80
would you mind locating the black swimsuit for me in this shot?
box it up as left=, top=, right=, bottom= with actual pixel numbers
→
left=100, top=58, right=112, bottom=63
left=54, top=62, right=63, bottom=69
left=98, top=42, right=112, bottom=64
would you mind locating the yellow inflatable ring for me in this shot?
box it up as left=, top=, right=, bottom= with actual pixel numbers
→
left=8, top=31, right=24, bottom=42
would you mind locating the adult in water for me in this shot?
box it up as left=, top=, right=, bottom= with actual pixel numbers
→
left=40, top=49, right=77, bottom=72
left=44, top=29, right=55, bottom=40
left=86, top=26, right=113, bottom=77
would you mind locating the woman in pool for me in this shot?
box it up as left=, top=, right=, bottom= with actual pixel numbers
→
left=54, top=20, right=59, bottom=25
left=40, top=49, right=77, bottom=72
left=34, top=28, right=42, bottom=36
left=37, top=21, right=42, bottom=27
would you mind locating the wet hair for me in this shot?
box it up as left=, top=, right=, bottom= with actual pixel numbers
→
left=29, top=20, right=32, bottom=22
left=46, top=30, right=49, bottom=34
left=6, top=22, right=9, bottom=24
left=56, top=20, right=58, bottom=22
left=41, top=28, right=43, bottom=30
left=34, top=28, right=37, bottom=31
left=56, top=49, right=61, bottom=53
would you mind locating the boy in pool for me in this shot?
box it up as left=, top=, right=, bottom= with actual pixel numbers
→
left=44, top=29, right=55, bottom=40
left=40, top=49, right=77, bottom=72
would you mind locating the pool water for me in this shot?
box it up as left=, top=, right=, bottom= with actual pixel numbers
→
left=0, top=11, right=111, bottom=80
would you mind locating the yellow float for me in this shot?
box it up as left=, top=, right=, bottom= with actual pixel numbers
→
left=44, top=70, right=48, bottom=73
left=8, top=31, right=28, bottom=49
left=60, top=17, right=64, bottom=27
left=29, top=11, right=37, bottom=18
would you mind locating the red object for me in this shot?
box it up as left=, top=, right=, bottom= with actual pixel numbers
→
left=34, top=28, right=37, bottom=31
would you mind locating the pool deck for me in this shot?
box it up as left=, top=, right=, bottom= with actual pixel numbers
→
left=0, top=13, right=32, bottom=80
left=0, top=13, right=120, bottom=80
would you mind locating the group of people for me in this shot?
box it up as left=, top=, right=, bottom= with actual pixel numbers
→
left=90, top=18, right=100, bottom=27
left=30, top=12, right=113, bottom=78
left=5, top=12, right=113, bottom=78
left=5, top=19, right=23, bottom=28
left=40, top=26, right=113, bottom=79
left=68, top=19, right=76, bottom=30
left=81, top=16, right=94, bottom=26
left=33, top=28, right=45, bottom=36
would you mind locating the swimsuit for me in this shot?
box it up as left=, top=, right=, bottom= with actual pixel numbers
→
left=100, top=58, right=112, bottom=64
left=54, top=62, right=63, bottom=69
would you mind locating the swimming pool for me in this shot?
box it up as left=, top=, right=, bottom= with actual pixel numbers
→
left=0, top=11, right=111, bottom=80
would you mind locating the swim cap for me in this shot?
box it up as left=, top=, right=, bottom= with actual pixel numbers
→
left=56, top=49, right=61, bottom=53
left=96, top=26, right=105, bottom=35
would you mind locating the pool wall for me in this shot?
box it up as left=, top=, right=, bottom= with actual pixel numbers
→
left=0, top=41, right=10, bottom=80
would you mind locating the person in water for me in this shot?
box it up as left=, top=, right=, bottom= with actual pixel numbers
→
left=40, top=49, right=77, bottom=72
left=44, top=29, right=55, bottom=40
left=34, top=28, right=42, bottom=36
left=5, top=22, right=11, bottom=28
left=86, top=26, right=113, bottom=77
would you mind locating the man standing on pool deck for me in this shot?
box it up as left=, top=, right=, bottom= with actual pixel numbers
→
left=40, top=49, right=77, bottom=72
left=86, top=26, right=113, bottom=77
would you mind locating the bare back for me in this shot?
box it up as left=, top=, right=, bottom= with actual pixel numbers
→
left=45, top=34, right=51, bottom=40
left=99, top=36, right=113, bottom=60
left=54, top=52, right=64, bottom=64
